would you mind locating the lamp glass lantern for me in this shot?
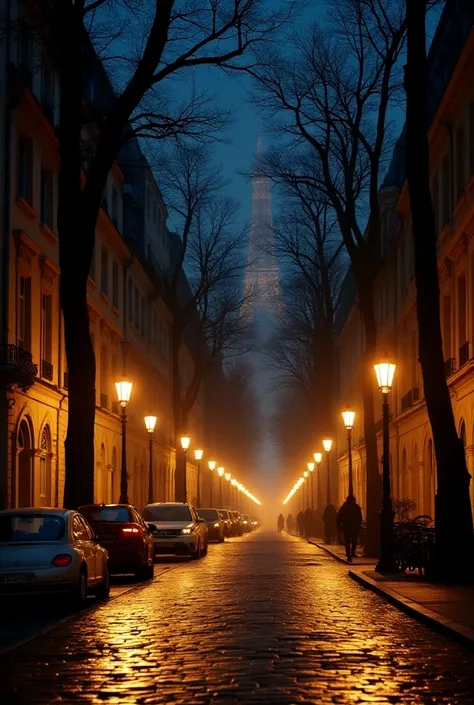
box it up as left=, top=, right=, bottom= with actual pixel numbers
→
left=314, top=452, right=322, bottom=464
left=115, top=379, right=133, bottom=407
left=144, top=415, right=157, bottom=433
left=195, top=448, right=203, bottom=461
left=224, top=472, right=231, bottom=482
left=307, top=462, right=315, bottom=472
left=208, top=460, right=216, bottom=471
left=217, top=466, right=225, bottom=478
left=374, top=359, right=396, bottom=393
left=342, top=409, right=355, bottom=430
left=180, top=436, right=191, bottom=451
left=322, top=439, right=332, bottom=452
left=304, top=471, right=309, bottom=479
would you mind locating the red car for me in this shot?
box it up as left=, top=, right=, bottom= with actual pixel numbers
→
left=79, top=504, right=154, bottom=581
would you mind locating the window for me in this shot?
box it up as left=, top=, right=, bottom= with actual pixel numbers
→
left=456, top=127, right=465, bottom=202
left=441, top=153, right=451, bottom=228
left=112, top=261, right=119, bottom=308
left=17, top=139, right=33, bottom=205
left=18, top=277, right=31, bottom=351
left=42, top=294, right=52, bottom=364
left=128, top=278, right=133, bottom=322
left=40, top=168, right=54, bottom=229
left=101, top=248, right=108, bottom=295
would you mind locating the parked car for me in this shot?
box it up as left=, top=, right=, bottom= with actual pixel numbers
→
left=198, top=508, right=225, bottom=542
left=78, top=504, right=154, bottom=580
left=142, top=503, right=208, bottom=559
left=229, top=511, right=243, bottom=536
left=218, top=509, right=232, bottom=537
left=241, top=513, right=252, bottom=532
left=0, top=508, right=110, bottom=608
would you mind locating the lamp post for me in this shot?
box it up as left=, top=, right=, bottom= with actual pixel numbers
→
left=144, top=415, right=157, bottom=504
left=342, top=408, right=355, bottom=497
left=217, top=466, right=225, bottom=506
left=180, top=435, right=190, bottom=503
left=314, top=452, right=322, bottom=513
left=208, top=460, right=216, bottom=506
left=115, top=378, right=133, bottom=504
left=322, top=439, right=332, bottom=506
left=224, top=472, right=231, bottom=507
left=194, top=448, right=203, bottom=508
left=307, top=462, right=315, bottom=509
left=304, top=471, right=309, bottom=510
left=374, top=357, right=398, bottom=574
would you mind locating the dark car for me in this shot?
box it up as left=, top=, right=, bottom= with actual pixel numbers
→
left=198, top=509, right=225, bottom=542
left=241, top=513, right=252, bottom=533
left=218, top=510, right=232, bottom=537
left=229, top=511, right=243, bottom=536
left=79, top=504, right=154, bottom=580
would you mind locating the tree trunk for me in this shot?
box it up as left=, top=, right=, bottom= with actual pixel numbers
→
left=357, top=275, right=381, bottom=557
left=405, top=0, right=473, bottom=579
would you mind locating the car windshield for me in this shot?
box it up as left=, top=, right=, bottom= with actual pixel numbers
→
left=0, top=514, right=66, bottom=542
left=219, top=511, right=229, bottom=519
left=143, top=505, right=192, bottom=522
left=198, top=509, right=218, bottom=520
left=80, top=506, right=131, bottom=523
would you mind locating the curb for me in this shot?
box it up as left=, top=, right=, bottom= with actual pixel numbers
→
left=349, top=569, right=474, bottom=651
left=307, top=539, right=349, bottom=564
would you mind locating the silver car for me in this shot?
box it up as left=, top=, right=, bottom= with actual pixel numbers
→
left=142, top=502, right=208, bottom=559
left=0, top=508, right=110, bottom=608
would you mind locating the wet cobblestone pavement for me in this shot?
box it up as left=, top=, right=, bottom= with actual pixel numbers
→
left=2, top=530, right=474, bottom=704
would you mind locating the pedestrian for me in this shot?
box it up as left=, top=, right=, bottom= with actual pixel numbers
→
left=337, top=495, right=363, bottom=562
left=277, top=513, right=284, bottom=532
left=322, top=503, right=338, bottom=544
left=287, top=514, right=294, bottom=533
left=304, top=506, right=312, bottom=538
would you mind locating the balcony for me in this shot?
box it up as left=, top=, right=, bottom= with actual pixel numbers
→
left=0, top=344, right=38, bottom=391
left=100, top=393, right=108, bottom=410
left=401, top=388, right=420, bottom=412
left=444, top=357, right=456, bottom=377
left=41, top=360, right=54, bottom=382
left=459, top=341, right=470, bottom=368
left=63, top=371, right=69, bottom=389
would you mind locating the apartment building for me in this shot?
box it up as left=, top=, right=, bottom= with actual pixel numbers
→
left=336, top=0, right=474, bottom=518
left=0, top=2, right=204, bottom=509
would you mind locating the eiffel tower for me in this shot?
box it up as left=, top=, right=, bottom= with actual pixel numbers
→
left=244, top=137, right=280, bottom=323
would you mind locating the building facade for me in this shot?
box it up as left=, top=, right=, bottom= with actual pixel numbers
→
left=0, top=2, right=205, bottom=510
left=336, top=0, right=474, bottom=519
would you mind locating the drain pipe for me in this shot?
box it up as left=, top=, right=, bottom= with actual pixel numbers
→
left=0, top=0, right=12, bottom=508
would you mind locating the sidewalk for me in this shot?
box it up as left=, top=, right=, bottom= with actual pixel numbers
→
left=308, top=537, right=474, bottom=650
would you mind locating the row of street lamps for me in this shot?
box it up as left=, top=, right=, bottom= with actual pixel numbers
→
left=114, top=378, right=261, bottom=510
left=282, top=357, right=398, bottom=574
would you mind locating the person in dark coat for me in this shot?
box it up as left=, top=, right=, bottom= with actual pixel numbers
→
left=287, top=514, right=294, bottom=533
left=277, top=514, right=284, bottom=532
left=304, top=506, right=313, bottom=538
left=322, top=503, right=338, bottom=543
left=337, top=495, right=363, bottom=562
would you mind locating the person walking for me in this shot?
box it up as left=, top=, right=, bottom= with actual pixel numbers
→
left=322, top=503, right=338, bottom=544
left=287, top=514, right=294, bottom=533
left=337, top=495, right=363, bottom=562
left=277, top=514, right=284, bottom=532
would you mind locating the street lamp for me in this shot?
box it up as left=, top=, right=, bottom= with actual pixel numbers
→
left=144, top=415, right=157, bottom=504
left=304, top=470, right=309, bottom=509
left=374, top=357, right=398, bottom=574
left=342, top=408, right=355, bottom=498
left=224, top=472, right=231, bottom=507
left=115, top=378, right=133, bottom=504
left=194, top=448, right=203, bottom=508
left=180, top=435, right=190, bottom=503
left=217, top=466, right=225, bottom=506
left=322, top=439, right=332, bottom=506
left=307, top=462, right=315, bottom=510
left=208, top=460, right=216, bottom=506
left=314, top=451, right=322, bottom=514
left=231, top=478, right=238, bottom=509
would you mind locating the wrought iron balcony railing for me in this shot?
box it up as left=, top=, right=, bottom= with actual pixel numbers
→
left=459, top=341, right=470, bottom=368
left=401, top=387, right=420, bottom=412
left=0, top=344, right=38, bottom=391
left=100, top=393, right=108, bottom=410
left=444, top=357, right=456, bottom=377
left=41, top=360, right=53, bottom=381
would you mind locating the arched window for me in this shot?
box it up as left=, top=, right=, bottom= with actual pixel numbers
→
left=459, top=419, right=466, bottom=448
left=17, top=419, right=33, bottom=508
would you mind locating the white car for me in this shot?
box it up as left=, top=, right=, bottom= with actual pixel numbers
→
left=0, top=508, right=110, bottom=608
left=142, top=502, right=208, bottom=559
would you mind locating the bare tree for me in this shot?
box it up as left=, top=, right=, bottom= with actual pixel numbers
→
left=404, top=0, right=473, bottom=578
left=15, top=0, right=298, bottom=508
left=249, top=0, right=406, bottom=554
left=157, top=143, right=255, bottom=501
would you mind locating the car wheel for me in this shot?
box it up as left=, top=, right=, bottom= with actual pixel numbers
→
left=71, top=568, right=87, bottom=610
left=95, top=565, right=110, bottom=599
left=202, top=541, right=208, bottom=557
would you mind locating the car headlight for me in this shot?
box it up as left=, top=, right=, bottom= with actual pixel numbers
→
left=181, top=528, right=192, bottom=535
left=213, top=522, right=220, bottom=528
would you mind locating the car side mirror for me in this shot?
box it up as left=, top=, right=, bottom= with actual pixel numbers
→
left=147, top=523, right=157, bottom=532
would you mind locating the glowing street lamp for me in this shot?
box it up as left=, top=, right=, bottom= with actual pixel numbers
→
left=194, top=448, right=203, bottom=508
left=307, top=462, right=315, bottom=510
left=224, top=472, right=231, bottom=507
left=144, top=415, right=157, bottom=504
left=374, top=355, right=398, bottom=574
left=342, top=408, right=355, bottom=498
left=217, top=466, right=225, bottom=506
left=115, top=378, right=133, bottom=503
left=208, top=460, right=216, bottom=506
left=322, top=439, right=332, bottom=505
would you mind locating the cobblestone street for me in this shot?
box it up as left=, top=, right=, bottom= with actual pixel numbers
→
left=2, top=530, right=474, bottom=704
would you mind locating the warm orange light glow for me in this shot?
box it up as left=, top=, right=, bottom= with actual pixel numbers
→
left=342, top=408, right=355, bottom=429
left=115, top=379, right=133, bottom=406
left=307, top=462, right=315, bottom=472
left=217, top=466, right=225, bottom=477
left=374, top=358, right=396, bottom=393
left=208, top=460, right=216, bottom=471
left=224, top=472, right=231, bottom=482
left=314, top=452, right=322, bottom=464
left=322, top=439, right=332, bottom=452
left=144, top=415, right=157, bottom=433
left=180, top=436, right=191, bottom=451
left=194, top=448, right=203, bottom=461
